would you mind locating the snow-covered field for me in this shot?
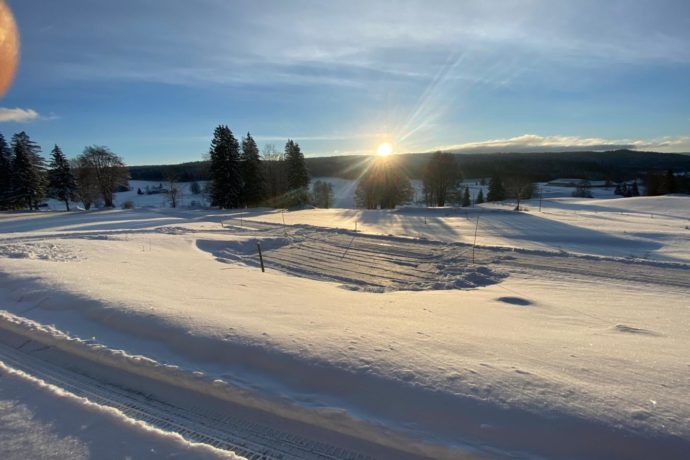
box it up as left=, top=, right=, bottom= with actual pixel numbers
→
left=1, top=189, right=689, bottom=459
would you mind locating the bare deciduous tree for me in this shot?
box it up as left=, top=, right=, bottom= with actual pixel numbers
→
left=262, top=144, right=289, bottom=207
left=76, top=146, right=128, bottom=207
left=504, top=176, right=535, bottom=211
left=167, top=175, right=180, bottom=208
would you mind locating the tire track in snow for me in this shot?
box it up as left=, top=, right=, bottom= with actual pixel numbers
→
left=0, top=341, right=375, bottom=460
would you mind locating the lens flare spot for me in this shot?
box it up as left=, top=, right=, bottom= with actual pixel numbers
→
left=0, top=0, right=19, bottom=97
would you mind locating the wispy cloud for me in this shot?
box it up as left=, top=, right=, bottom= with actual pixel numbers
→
left=30, top=0, right=690, bottom=89
left=435, top=134, right=690, bottom=154
left=0, top=108, right=40, bottom=123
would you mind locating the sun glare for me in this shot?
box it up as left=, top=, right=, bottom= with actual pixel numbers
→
left=377, top=142, right=392, bottom=157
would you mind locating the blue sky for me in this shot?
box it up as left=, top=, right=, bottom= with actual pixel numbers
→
left=1, top=0, right=689, bottom=165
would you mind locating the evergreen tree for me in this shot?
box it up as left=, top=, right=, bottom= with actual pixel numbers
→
left=631, top=180, right=640, bottom=197
left=209, top=125, right=241, bottom=208
left=11, top=132, right=46, bottom=210
left=48, top=145, right=77, bottom=211
left=0, top=133, right=13, bottom=209
left=664, top=170, right=676, bottom=194
left=487, top=174, right=506, bottom=202
left=285, top=139, right=309, bottom=205
left=240, top=133, right=265, bottom=207
left=461, top=187, right=471, bottom=207
left=476, top=188, right=484, bottom=204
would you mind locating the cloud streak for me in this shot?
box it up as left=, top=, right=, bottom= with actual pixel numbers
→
left=0, top=108, right=40, bottom=123
left=435, top=134, right=690, bottom=154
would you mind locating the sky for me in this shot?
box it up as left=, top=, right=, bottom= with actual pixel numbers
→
left=0, top=0, right=689, bottom=165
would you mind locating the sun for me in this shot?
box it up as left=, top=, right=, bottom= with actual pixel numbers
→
left=377, top=142, right=392, bottom=157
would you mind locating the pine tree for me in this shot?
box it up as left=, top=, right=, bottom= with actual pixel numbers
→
left=240, top=132, right=265, bottom=207
left=209, top=125, right=241, bottom=208
left=664, top=170, right=676, bottom=194
left=487, top=174, right=506, bottom=202
left=461, top=187, right=471, bottom=207
left=476, top=188, right=484, bottom=204
left=0, top=132, right=13, bottom=209
left=285, top=139, right=309, bottom=205
left=48, top=145, right=77, bottom=211
left=631, top=180, right=640, bottom=197
left=11, top=132, right=46, bottom=210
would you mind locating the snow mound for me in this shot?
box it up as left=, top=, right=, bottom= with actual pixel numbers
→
left=0, top=242, right=81, bottom=262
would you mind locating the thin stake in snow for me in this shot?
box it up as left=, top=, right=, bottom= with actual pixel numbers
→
left=472, top=215, right=480, bottom=264
left=340, top=234, right=356, bottom=260
left=539, top=187, right=543, bottom=212
left=256, top=242, right=265, bottom=272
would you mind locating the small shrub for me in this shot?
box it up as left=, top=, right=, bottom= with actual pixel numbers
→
left=122, top=200, right=135, bottom=209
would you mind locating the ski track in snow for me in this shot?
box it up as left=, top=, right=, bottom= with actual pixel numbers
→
left=0, top=339, right=376, bottom=460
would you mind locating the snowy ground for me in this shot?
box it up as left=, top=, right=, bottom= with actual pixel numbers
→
left=0, top=352, right=239, bottom=460
left=1, top=192, right=689, bottom=459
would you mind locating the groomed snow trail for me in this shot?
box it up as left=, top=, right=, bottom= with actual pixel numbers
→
left=207, top=218, right=689, bottom=292
left=0, top=340, right=375, bottom=460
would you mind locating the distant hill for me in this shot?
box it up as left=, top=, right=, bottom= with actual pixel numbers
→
left=129, top=150, right=690, bottom=183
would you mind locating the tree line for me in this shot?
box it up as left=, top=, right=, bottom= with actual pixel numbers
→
left=206, top=126, right=310, bottom=209
left=0, top=130, right=128, bottom=211
left=354, top=151, right=536, bottom=210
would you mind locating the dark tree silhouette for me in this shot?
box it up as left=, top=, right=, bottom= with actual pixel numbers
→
left=11, top=131, right=46, bottom=210
left=422, top=151, right=462, bottom=207
left=285, top=139, right=309, bottom=205
left=461, top=186, right=471, bottom=207
left=487, top=174, right=506, bottom=202
left=355, top=156, right=413, bottom=209
left=48, top=145, right=77, bottom=210
left=476, top=188, right=485, bottom=204
left=75, top=146, right=128, bottom=207
left=209, top=125, right=241, bottom=208
left=240, top=132, right=265, bottom=207
left=0, top=132, right=14, bottom=209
